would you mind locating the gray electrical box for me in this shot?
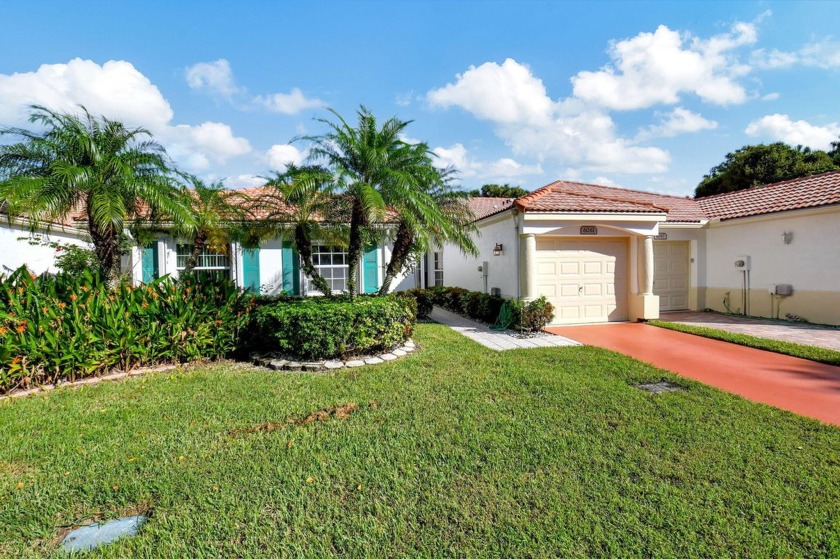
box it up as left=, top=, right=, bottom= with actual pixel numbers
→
left=774, top=284, right=793, bottom=296
left=490, top=287, right=501, bottom=297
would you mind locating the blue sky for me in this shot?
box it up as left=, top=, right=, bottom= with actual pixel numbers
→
left=2, top=0, right=839, bottom=196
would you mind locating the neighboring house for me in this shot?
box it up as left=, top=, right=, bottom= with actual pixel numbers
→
left=0, top=213, right=90, bottom=276
left=426, top=171, right=840, bottom=326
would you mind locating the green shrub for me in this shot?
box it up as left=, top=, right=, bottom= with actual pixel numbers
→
left=400, top=288, right=433, bottom=318
left=0, top=267, right=252, bottom=394
left=508, top=296, right=555, bottom=333
left=252, top=295, right=416, bottom=360
left=402, top=287, right=552, bottom=332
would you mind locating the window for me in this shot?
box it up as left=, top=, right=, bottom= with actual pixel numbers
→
left=311, top=245, right=348, bottom=293
left=176, top=244, right=230, bottom=280
left=433, top=251, right=444, bottom=287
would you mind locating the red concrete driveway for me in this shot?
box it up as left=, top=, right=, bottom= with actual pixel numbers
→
left=547, top=323, right=840, bottom=427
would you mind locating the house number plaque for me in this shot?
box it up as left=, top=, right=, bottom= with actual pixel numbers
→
left=580, top=226, right=598, bottom=235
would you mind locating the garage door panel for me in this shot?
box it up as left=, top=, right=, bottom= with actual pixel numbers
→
left=536, top=238, right=628, bottom=325
left=537, top=262, right=556, bottom=275
left=560, top=262, right=579, bottom=275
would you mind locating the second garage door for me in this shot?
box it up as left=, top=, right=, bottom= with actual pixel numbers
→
left=535, top=238, right=628, bottom=325
left=653, top=241, right=690, bottom=311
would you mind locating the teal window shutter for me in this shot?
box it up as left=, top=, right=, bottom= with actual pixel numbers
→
left=141, top=243, right=158, bottom=283
left=242, top=248, right=260, bottom=293
left=282, top=241, right=300, bottom=295
left=363, top=244, right=379, bottom=294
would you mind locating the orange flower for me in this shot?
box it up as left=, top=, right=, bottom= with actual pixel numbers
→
left=0, top=326, right=7, bottom=335
left=15, top=322, right=26, bottom=334
left=59, top=302, right=67, bottom=310
left=42, top=308, right=48, bottom=315
left=69, top=294, right=77, bottom=301
left=80, top=285, right=89, bottom=292
left=141, top=303, right=148, bottom=309
left=151, top=292, right=159, bottom=299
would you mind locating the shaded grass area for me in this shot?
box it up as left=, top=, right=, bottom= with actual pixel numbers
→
left=0, top=324, right=838, bottom=558
left=650, top=320, right=840, bottom=366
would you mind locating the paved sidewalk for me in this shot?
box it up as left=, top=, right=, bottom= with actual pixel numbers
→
left=660, top=311, right=840, bottom=352
left=429, top=307, right=580, bottom=351
left=550, top=322, right=840, bottom=426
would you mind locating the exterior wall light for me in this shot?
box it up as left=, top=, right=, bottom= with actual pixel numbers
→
left=493, top=243, right=503, bottom=256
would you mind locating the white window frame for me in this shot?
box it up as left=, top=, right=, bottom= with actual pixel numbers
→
left=433, top=251, right=444, bottom=287
left=176, top=244, right=231, bottom=280
left=307, top=244, right=349, bottom=295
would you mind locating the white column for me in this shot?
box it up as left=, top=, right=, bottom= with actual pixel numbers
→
left=520, top=233, right=537, bottom=301
left=642, top=235, right=654, bottom=295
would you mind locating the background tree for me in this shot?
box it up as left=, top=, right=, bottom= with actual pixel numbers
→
left=695, top=142, right=839, bottom=198
left=0, top=105, right=193, bottom=279
left=248, top=165, right=339, bottom=297
left=468, top=183, right=529, bottom=198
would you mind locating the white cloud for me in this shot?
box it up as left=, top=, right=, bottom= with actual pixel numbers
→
left=591, top=176, right=619, bottom=187
left=427, top=59, right=670, bottom=175
left=265, top=144, right=305, bottom=170
left=745, top=114, right=840, bottom=150
left=637, top=107, right=718, bottom=140
left=0, top=58, right=252, bottom=172
left=226, top=174, right=267, bottom=189
left=752, top=38, right=840, bottom=70
left=761, top=92, right=780, bottom=101
left=255, top=88, right=325, bottom=115
left=432, top=143, right=543, bottom=180
left=428, top=59, right=554, bottom=126
left=571, top=22, right=756, bottom=110
left=185, top=59, right=241, bottom=98
left=395, top=91, right=414, bottom=107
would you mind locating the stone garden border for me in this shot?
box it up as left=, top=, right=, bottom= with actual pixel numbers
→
left=250, top=338, right=417, bottom=371
left=1, top=338, right=419, bottom=401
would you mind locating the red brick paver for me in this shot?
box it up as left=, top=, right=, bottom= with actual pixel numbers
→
left=661, top=311, right=840, bottom=352
left=547, top=323, right=840, bottom=426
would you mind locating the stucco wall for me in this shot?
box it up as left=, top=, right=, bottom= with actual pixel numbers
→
left=704, top=208, right=840, bottom=325
left=0, top=222, right=89, bottom=276
left=440, top=212, right=519, bottom=297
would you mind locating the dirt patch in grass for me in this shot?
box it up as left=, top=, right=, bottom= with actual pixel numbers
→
left=232, top=402, right=361, bottom=435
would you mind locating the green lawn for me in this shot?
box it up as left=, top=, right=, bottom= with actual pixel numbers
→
left=650, top=320, right=840, bottom=366
left=1, top=324, right=839, bottom=558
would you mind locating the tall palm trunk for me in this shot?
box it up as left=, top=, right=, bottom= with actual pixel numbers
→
left=379, top=220, right=413, bottom=295
left=86, top=197, right=120, bottom=281
left=185, top=232, right=207, bottom=274
left=295, top=225, right=332, bottom=297
left=346, top=198, right=365, bottom=298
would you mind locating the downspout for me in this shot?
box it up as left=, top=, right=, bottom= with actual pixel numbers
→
left=514, top=210, right=521, bottom=299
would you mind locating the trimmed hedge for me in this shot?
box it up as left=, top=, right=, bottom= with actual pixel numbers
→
left=402, top=286, right=554, bottom=333
left=252, top=295, right=416, bottom=360
left=0, top=267, right=252, bottom=395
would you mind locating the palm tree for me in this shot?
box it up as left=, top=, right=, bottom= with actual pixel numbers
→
left=378, top=165, right=478, bottom=294
left=305, top=106, right=453, bottom=297
left=0, top=105, right=193, bottom=279
left=247, top=164, right=339, bottom=297
left=177, top=176, right=247, bottom=275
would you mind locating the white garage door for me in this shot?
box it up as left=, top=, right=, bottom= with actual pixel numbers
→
left=535, top=238, right=628, bottom=325
left=653, top=241, right=689, bottom=311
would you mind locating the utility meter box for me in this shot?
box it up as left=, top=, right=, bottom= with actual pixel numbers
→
left=774, top=284, right=793, bottom=296
left=734, top=255, right=751, bottom=271
left=490, top=287, right=501, bottom=297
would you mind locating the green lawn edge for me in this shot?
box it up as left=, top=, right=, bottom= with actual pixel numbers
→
left=649, top=320, right=840, bottom=366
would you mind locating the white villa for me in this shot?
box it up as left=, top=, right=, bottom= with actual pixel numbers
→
left=3, top=171, right=839, bottom=326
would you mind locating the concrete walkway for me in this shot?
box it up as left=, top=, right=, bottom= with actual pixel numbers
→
left=660, top=311, right=840, bottom=352
left=549, top=322, right=840, bottom=426
left=430, top=307, right=580, bottom=351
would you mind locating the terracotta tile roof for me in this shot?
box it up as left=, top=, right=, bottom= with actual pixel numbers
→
left=465, top=197, right=515, bottom=220
left=697, top=171, right=840, bottom=221
left=514, top=180, right=706, bottom=223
